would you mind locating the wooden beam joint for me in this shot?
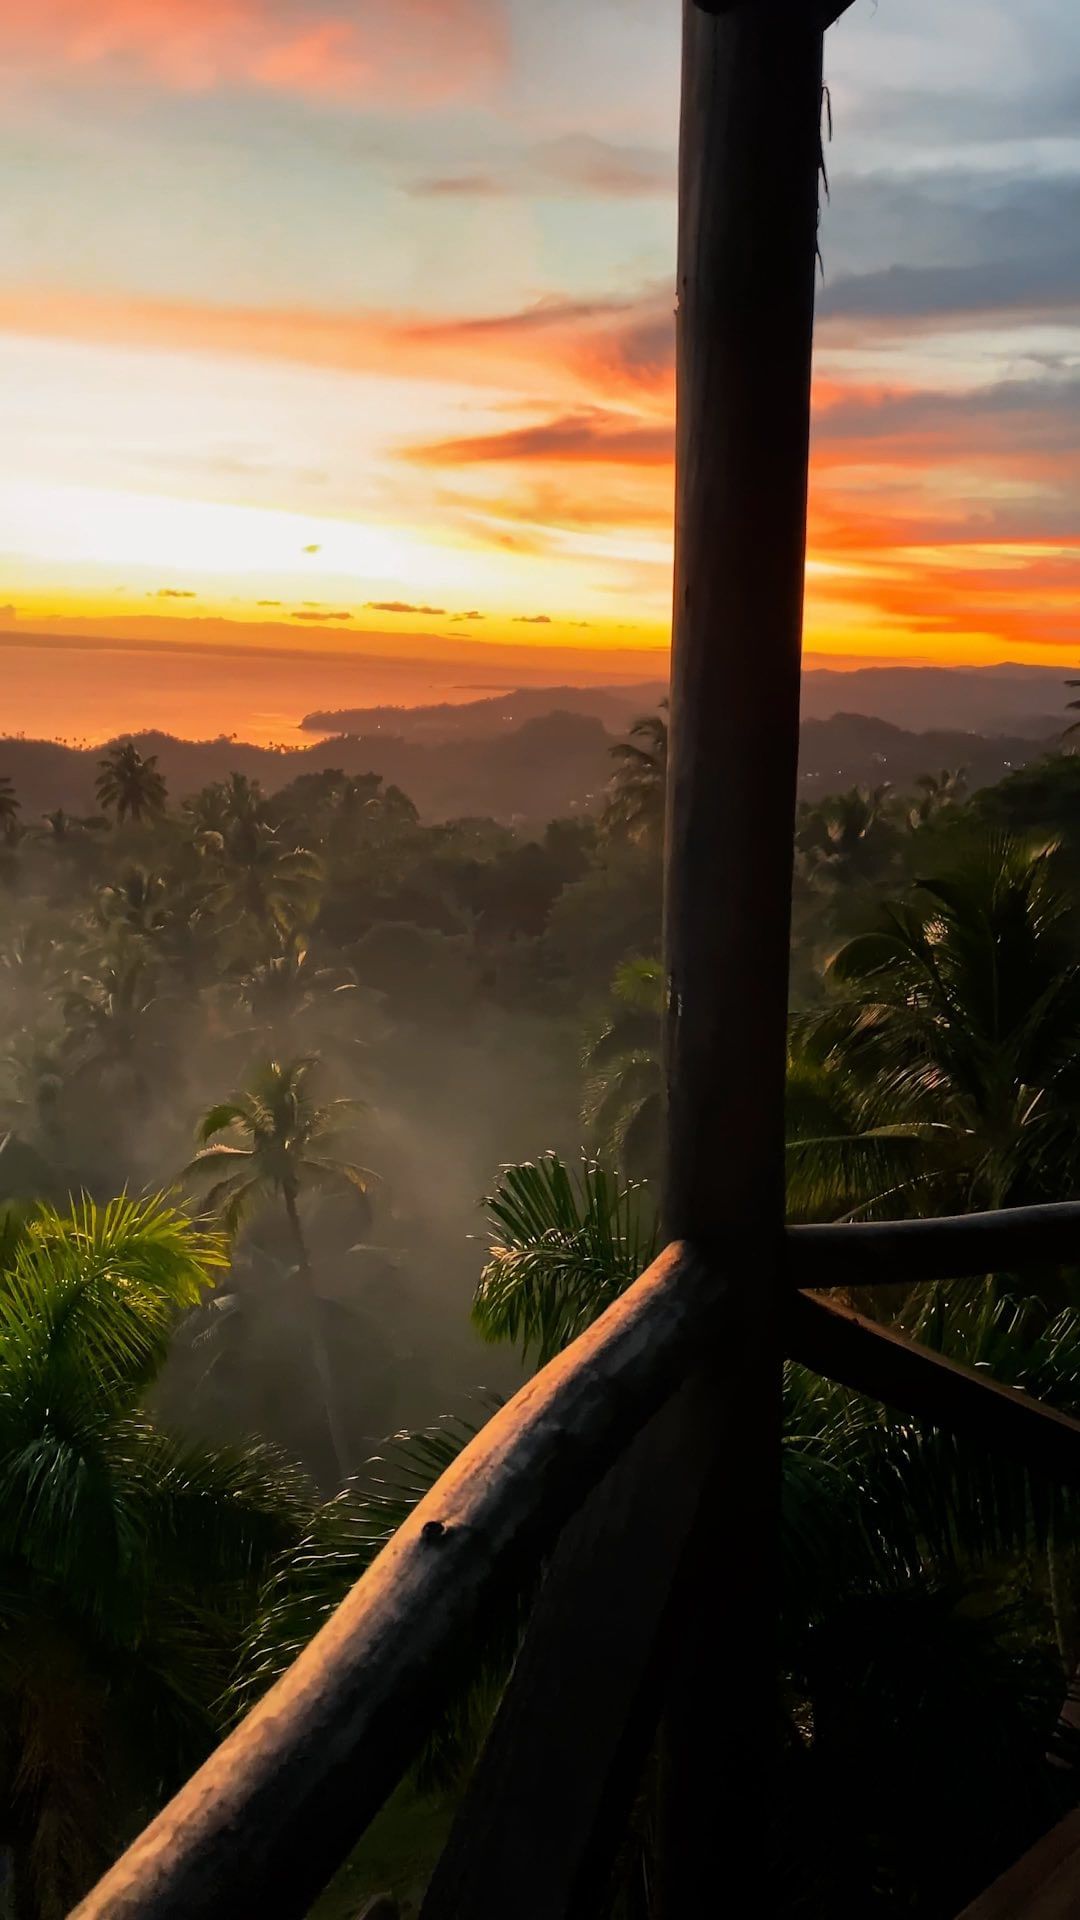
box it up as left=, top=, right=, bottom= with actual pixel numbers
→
left=788, top=1291, right=1080, bottom=1487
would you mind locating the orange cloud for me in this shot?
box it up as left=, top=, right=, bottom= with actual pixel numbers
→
left=4, top=269, right=1077, bottom=667
left=0, top=283, right=673, bottom=411
left=405, top=409, right=674, bottom=468
left=10, top=0, right=506, bottom=102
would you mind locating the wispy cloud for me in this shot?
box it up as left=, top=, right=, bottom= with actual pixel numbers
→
left=365, top=600, right=446, bottom=615
left=405, top=409, right=673, bottom=468
left=0, top=282, right=675, bottom=408
left=407, top=135, right=675, bottom=202
left=408, top=174, right=505, bottom=199
left=291, top=607, right=352, bottom=622
left=9, top=0, right=507, bottom=104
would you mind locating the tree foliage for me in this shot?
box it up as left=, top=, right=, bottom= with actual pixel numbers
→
left=0, top=1194, right=307, bottom=1916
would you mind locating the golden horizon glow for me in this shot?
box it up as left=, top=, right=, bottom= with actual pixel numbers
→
left=3, top=0, right=1079, bottom=716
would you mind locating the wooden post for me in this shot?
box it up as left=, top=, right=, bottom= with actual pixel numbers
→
left=660, top=0, right=823, bottom=1907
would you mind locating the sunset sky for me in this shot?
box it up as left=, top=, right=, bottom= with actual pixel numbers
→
left=2, top=0, right=1079, bottom=685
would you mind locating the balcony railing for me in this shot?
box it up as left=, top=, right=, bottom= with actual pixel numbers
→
left=71, top=1205, right=1080, bottom=1918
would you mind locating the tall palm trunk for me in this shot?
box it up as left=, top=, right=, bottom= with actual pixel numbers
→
left=282, top=1183, right=351, bottom=1482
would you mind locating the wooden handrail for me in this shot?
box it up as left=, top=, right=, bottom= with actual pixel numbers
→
left=70, top=1214, right=1080, bottom=1920
left=787, top=1200, right=1080, bottom=1290
left=70, top=1242, right=732, bottom=1920
left=419, top=1374, right=733, bottom=1919
left=788, top=1291, right=1080, bottom=1485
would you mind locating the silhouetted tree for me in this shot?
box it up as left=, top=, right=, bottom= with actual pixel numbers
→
left=95, top=742, right=167, bottom=824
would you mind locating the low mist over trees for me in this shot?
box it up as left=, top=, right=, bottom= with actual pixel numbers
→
left=4, top=711, right=1080, bottom=1911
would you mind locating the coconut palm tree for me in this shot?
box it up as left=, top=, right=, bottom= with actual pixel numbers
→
left=814, top=835, right=1080, bottom=1214
left=795, top=783, right=901, bottom=890
left=782, top=1017, right=969, bottom=1226
left=907, top=766, right=968, bottom=830
left=96, top=866, right=171, bottom=937
left=61, top=938, right=173, bottom=1121
left=602, top=710, right=668, bottom=849
left=325, top=773, right=384, bottom=849
left=207, top=821, right=322, bottom=946
left=0, top=1193, right=306, bottom=1917
left=232, top=937, right=359, bottom=1057
left=578, top=955, right=911, bottom=1218
left=221, top=771, right=268, bottom=828
left=582, top=957, right=664, bottom=1183
left=185, top=1059, right=377, bottom=1480
left=95, top=743, right=167, bottom=825
left=182, top=781, right=233, bottom=839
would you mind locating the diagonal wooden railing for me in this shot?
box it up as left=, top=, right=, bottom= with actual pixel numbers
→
left=71, top=1202, right=1080, bottom=1920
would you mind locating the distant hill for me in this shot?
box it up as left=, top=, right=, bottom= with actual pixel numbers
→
left=0, top=706, right=1063, bottom=831
left=0, top=711, right=617, bottom=829
left=300, top=682, right=668, bottom=742
left=800, top=664, right=1075, bottom=734
left=798, top=713, right=1048, bottom=794
left=305, top=664, right=1075, bottom=742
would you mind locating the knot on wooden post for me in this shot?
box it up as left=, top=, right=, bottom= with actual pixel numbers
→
left=421, top=1519, right=447, bottom=1544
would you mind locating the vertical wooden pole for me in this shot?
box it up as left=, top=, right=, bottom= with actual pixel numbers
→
left=660, top=0, right=823, bottom=1908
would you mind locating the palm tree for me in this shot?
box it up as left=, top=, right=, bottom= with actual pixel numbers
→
left=578, top=956, right=928, bottom=1215
left=602, top=709, right=668, bottom=848
left=795, top=783, right=900, bottom=889
left=221, top=771, right=268, bottom=827
left=182, top=781, right=232, bottom=838
left=95, top=742, right=167, bottom=825
left=96, top=866, right=170, bottom=937
left=232, top=937, right=359, bottom=1055
left=185, top=1059, right=377, bottom=1480
left=813, top=835, right=1080, bottom=1213
left=784, top=1029, right=945, bottom=1225
left=582, top=957, right=664, bottom=1183
left=207, top=821, right=322, bottom=946
left=907, top=766, right=968, bottom=830
left=0, top=1193, right=306, bottom=1917
left=325, top=773, right=384, bottom=848
left=61, top=938, right=172, bottom=1121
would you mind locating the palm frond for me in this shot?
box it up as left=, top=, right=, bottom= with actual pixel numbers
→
left=474, top=1154, right=657, bottom=1366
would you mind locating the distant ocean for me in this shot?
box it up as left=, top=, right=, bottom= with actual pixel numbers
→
left=0, top=638, right=530, bottom=748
